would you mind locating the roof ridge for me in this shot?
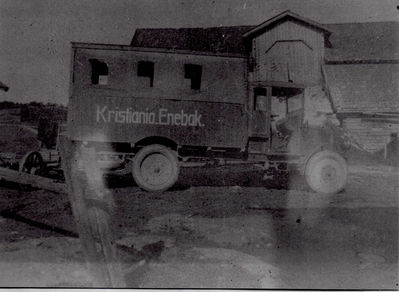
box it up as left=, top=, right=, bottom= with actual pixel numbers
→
left=243, top=9, right=331, bottom=38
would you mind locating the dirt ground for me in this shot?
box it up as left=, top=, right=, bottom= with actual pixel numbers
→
left=0, top=164, right=397, bottom=288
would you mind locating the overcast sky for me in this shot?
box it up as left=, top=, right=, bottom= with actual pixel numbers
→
left=0, top=0, right=398, bottom=105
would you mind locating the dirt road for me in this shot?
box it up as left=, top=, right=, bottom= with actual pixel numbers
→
left=0, top=165, right=397, bottom=288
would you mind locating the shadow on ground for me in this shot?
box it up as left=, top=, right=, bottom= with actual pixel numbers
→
left=104, top=164, right=304, bottom=192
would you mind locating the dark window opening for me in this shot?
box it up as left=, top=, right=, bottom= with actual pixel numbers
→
left=184, top=64, right=202, bottom=90
left=137, top=61, right=154, bottom=87
left=89, top=59, right=108, bottom=85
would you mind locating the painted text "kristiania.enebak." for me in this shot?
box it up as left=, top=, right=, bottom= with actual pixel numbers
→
left=96, top=106, right=205, bottom=127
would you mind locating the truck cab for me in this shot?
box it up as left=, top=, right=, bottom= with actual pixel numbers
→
left=249, top=81, right=348, bottom=194
left=247, top=82, right=305, bottom=155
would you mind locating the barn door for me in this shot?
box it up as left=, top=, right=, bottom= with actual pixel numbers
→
left=263, top=40, right=315, bottom=84
left=251, top=87, right=271, bottom=138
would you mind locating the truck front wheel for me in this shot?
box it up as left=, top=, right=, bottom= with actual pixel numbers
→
left=132, top=144, right=179, bottom=192
left=305, top=150, right=348, bottom=194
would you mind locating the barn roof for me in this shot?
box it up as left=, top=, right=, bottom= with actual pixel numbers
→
left=131, top=21, right=398, bottom=61
left=324, top=22, right=399, bottom=62
left=242, top=10, right=331, bottom=39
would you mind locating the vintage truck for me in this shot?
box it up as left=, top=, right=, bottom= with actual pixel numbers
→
left=67, top=42, right=347, bottom=194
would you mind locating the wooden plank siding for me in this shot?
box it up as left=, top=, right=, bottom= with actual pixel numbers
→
left=252, top=20, right=324, bottom=86
left=342, top=118, right=399, bottom=152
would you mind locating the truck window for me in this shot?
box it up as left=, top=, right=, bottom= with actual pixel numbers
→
left=184, top=64, right=202, bottom=90
left=137, top=61, right=154, bottom=87
left=89, top=59, right=108, bottom=85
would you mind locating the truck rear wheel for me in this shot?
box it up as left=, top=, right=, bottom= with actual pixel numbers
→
left=305, top=150, right=347, bottom=194
left=132, top=144, right=179, bottom=192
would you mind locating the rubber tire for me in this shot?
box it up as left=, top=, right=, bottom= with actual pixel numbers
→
left=305, top=150, right=348, bottom=194
left=132, top=144, right=179, bottom=192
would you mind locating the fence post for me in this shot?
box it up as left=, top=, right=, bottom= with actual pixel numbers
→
left=58, top=135, right=125, bottom=287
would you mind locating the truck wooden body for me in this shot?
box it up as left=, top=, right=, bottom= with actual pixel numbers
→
left=68, top=42, right=348, bottom=194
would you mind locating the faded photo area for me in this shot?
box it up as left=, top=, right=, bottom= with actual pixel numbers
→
left=0, top=0, right=398, bottom=289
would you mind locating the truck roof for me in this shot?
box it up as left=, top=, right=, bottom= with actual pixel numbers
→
left=71, top=42, right=246, bottom=59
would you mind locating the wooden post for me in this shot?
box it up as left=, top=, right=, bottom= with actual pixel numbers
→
left=58, top=135, right=125, bottom=287
left=0, top=167, right=67, bottom=194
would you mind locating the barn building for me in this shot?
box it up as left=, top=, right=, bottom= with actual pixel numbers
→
left=131, top=10, right=399, bottom=153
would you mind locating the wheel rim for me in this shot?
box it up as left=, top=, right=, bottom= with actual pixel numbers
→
left=140, top=152, right=174, bottom=187
left=307, top=156, right=346, bottom=194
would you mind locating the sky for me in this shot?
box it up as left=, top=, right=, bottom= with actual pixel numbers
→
left=0, top=0, right=398, bottom=105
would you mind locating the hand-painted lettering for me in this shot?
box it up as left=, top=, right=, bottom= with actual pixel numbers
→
left=96, top=106, right=204, bottom=127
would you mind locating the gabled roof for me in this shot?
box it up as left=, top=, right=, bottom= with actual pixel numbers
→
left=242, top=10, right=331, bottom=39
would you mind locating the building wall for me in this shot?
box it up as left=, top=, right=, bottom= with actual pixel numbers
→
left=342, top=118, right=399, bottom=152
left=251, top=20, right=324, bottom=85
left=324, top=63, right=399, bottom=152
